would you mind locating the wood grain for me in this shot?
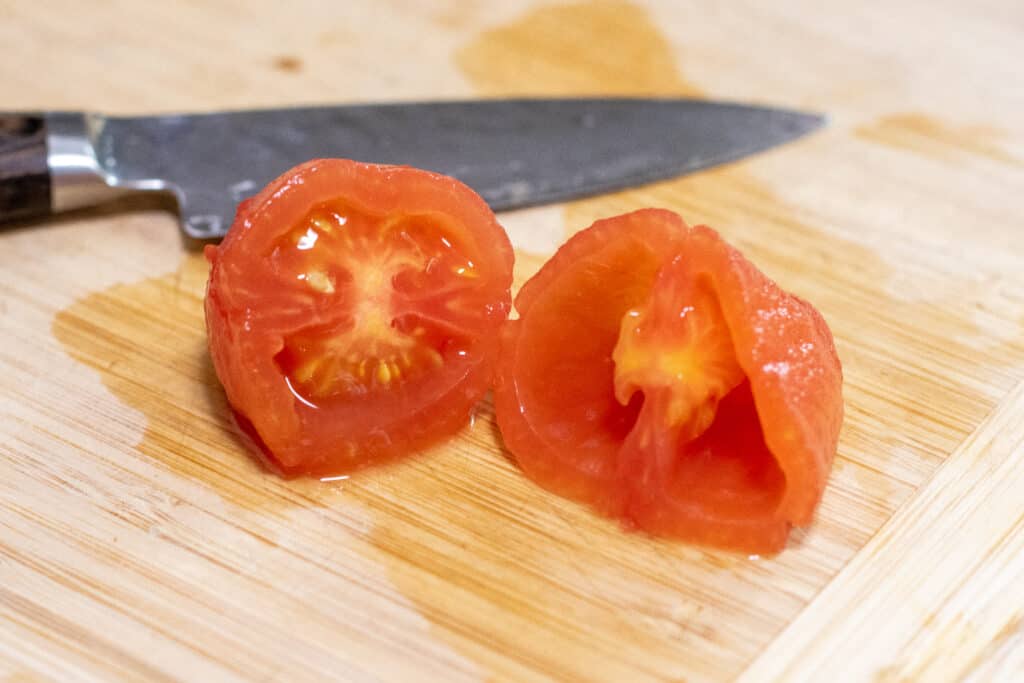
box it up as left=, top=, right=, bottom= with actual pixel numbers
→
left=740, top=378, right=1024, bottom=682
left=0, top=114, right=50, bottom=223
left=2, top=1, right=1024, bottom=682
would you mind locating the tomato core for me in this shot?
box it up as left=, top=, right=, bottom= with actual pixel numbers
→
left=269, top=202, right=484, bottom=406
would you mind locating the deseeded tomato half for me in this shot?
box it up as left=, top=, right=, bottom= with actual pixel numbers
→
left=205, top=159, right=513, bottom=476
left=495, top=209, right=842, bottom=553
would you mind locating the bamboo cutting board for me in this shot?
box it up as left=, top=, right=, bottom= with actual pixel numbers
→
left=3, top=1, right=1024, bottom=681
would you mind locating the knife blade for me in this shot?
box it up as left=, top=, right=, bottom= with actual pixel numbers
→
left=0, top=99, right=823, bottom=239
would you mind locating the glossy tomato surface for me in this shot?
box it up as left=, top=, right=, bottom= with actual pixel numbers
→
left=495, top=210, right=842, bottom=553
left=206, top=159, right=514, bottom=476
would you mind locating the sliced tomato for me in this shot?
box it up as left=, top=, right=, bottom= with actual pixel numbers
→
left=494, top=210, right=842, bottom=553
left=205, top=159, right=514, bottom=476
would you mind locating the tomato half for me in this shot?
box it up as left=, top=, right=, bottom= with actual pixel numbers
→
left=494, top=210, right=843, bottom=553
left=205, top=159, right=514, bottom=476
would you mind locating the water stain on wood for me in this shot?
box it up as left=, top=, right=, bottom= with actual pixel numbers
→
left=456, top=0, right=699, bottom=97
left=272, top=55, right=303, bottom=73
left=52, top=254, right=267, bottom=509
left=855, top=113, right=1018, bottom=165
left=48, top=1, right=1024, bottom=681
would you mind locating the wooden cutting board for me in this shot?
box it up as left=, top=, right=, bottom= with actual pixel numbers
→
left=3, top=1, right=1023, bottom=681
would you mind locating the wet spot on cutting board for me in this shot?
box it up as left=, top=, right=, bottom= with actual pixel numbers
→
left=855, top=113, right=1018, bottom=165
left=52, top=253, right=269, bottom=510
left=49, top=249, right=502, bottom=678
left=272, top=55, right=303, bottom=73
left=456, top=0, right=701, bottom=97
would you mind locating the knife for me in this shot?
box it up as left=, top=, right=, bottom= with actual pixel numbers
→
left=0, top=99, right=823, bottom=240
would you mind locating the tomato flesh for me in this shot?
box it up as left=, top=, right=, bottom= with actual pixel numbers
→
left=495, top=210, right=843, bottom=553
left=269, top=202, right=479, bottom=403
left=497, top=209, right=688, bottom=504
left=205, top=160, right=513, bottom=476
left=613, top=259, right=745, bottom=443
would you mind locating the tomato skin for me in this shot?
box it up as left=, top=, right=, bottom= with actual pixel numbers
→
left=205, top=159, right=514, bottom=476
left=681, top=226, right=843, bottom=526
left=495, top=211, right=842, bottom=553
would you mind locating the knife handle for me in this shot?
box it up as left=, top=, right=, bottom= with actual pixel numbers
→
left=0, top=114, right=51, bottom=224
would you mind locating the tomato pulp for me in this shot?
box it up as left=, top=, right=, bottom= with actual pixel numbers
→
left=205, top=160, right=514, bottom=476
left=494, top=210, right=843, bottom=553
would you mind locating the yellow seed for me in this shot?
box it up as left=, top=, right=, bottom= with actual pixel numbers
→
left=377, top=361, right=392, bottom=384
left=453, top=264, right=478, bottom=278
left=427, top=349, right=444, bottom=367
left=313, top=215, right=334, bottom=234
left=389, top=360, right=402, bottom=379
left=305, top=270, right=335, bottom=294
left=294, top=360, right=318, bottom=384
left=315, top=356, right=340, bottom=393
left=357, top=359, right=367, bottom=378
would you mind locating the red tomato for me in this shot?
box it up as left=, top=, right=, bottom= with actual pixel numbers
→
left=205, top=159, right=514, bottom=476
left=495, top=210, right=843, bottom=553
